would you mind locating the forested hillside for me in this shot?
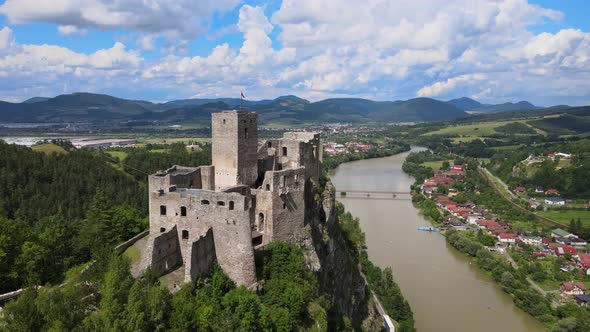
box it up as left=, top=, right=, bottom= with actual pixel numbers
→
left=0, top=141, right=212, bottom=293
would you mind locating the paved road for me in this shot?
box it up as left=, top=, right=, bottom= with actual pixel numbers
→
left=502, top=249, right=554, bottom=297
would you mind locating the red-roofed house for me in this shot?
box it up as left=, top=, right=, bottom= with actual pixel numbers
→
left=423, top=181, right=437, bottom=187
left=555, top=246, right=577, bottom=256
left=578, top=253, right=590, bottom=268
left=542, top=238, right=552, bottom=245
left=534, top=252, right=547, bottom=258
left=545, top=188, right=560, bottom=196
left=477, top=220, right=499, bottom=227
left=561, top=282, right=585, bottom=297
left=514, top=187, right=526, bottom=194
left=498, top=233, right=519, bottom=244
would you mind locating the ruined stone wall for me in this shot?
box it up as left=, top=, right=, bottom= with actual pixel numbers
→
left=212, top=111, right=258, bottom=190
left=149, top=165, right=215, bottom=192
left=258, top=132, right=322, bottom=181
left=148, top=226, right=182, bottom=276
left=256, top=167, right=306, bottom=244
left=148, top=187, right=256, bottom=286
left=186, top=228, right=216, bottom=282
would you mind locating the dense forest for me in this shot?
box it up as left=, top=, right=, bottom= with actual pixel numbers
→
left=0, top=242, right=331, bottom=331
left=0, top=141, right=214, bottom=293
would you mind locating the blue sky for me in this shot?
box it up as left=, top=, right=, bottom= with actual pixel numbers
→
left=0, top=0, right=589, bottom=106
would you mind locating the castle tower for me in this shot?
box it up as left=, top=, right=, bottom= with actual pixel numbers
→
left=212, top=111, right=258, bottom=190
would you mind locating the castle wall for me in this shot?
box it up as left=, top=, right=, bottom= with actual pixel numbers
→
left=186, top=228, right=216, bottom=282
left=258, top=132, right=322, bottom=181
left=212, top=111, right=258, bottom=190
left=256, top=167, right=306, bottom=244
left=149, top=226, right=182, bottom=276
left=148, top=187, right=256, bottom=286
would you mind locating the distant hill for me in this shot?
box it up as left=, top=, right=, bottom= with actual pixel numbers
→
left=0, top=92, right=572, bottom=126
left=446, top=97, right=539, bottom=113
left=472, top=101, right=538, bottom=113
left=446, top=97, right=483, bottom=111
left=22, top=97, right=50, bottom=104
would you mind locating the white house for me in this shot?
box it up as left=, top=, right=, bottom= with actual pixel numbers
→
left=519, top=236, right=542, bottom=246
left=545, top=197, right=565, bottom=206
left=498, top=233, right=518, bottom=244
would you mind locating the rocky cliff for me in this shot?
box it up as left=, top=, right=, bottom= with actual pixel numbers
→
left=300, top=180, right=383, bottom=330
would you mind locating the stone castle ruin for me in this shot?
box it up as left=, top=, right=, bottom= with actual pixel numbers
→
left=140, top=110, right=322, bottom=286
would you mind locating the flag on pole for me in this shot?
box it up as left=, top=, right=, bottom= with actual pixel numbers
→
left=241, top=90, right=246, bottom=99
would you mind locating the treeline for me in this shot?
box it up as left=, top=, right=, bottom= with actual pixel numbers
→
left=336, top=202, right=415, bottom=331
left=0, top=242, right=332, bottom=331
left=121, top=143, right=212, bottom=181
left=446, top=230, right=590, bottom=330
left=0, top=142, right=148, bottom=293
left=323, top=142, right=410, bottom=171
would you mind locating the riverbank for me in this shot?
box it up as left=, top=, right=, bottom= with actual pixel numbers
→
left=323, top=143, right=410, bottom=171
left=331, top=149, right=545, bottom=332
left=401, top=150, right=590, bottom=330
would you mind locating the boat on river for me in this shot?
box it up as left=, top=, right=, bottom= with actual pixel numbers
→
left=417, top=226, right=440, bottom=232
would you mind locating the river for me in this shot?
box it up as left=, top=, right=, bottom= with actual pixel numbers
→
left=330, top=147, right=545, bottom=332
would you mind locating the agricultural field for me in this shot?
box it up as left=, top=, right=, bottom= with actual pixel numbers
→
left=106, top=150, right=128, bottom=161
left=422, top=120, right=543, bottom=138
left=420, top=160, right=452, bottom=169
left=537, top=210, right=590, bottom=226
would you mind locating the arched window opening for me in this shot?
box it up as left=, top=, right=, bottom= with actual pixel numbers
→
left=160, top=205, right=167, bottom=216
left=267, top=141, right=272, bottom=148
left=182, top=230, right=189, bottom=240
left=282, top=146, right=288, bottom=156
left=201, top=200, right=210, bottom=205
left=266, top=184, right=271, bottom=191
left=160, top=227, right=166, bottom=233
left=229, top=201, right=235, bottom=210
left=181, top=206, right=187, bottom=217
left=217, top=201, right=225, bottom=207
left=258, top=213, right=265, bottom=232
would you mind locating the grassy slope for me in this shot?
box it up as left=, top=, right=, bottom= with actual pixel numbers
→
left=31, top=143, right=68, bottom=154
left=423, top=120, right=543, bottom=137
left=537, top=210, right=590, bottom=226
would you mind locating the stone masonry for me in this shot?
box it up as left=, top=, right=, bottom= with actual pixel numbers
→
left=139, top=110, right=322, bottom=286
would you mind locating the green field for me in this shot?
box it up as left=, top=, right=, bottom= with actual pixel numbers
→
left=123, top=245, right=141, bottom=266
left=31, top=143, right=67, bottom=154
left=420, top=160, right=450, bottom=169
left=106, top=150, right=128, bottom=161
left=423, top=120, right=543, bottom=138
left=537, top=210, right=590, bottom=226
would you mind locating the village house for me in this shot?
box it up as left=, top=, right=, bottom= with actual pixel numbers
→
left=498, top=233, right=519, bottom=244
left=535, top=187, right=544, bottom=194
left=555, top=236, right=587, bottom=247
left=514, top=186, right=526, bottom=194
left=561, top=282, right=586, bottom=297
left=467, top=214, right=484, bottom=225
left=519, top=235, right=542, bottom=246
left=528, top=199, right=540, bottom=209
left=552, top=228, right=575, bottom=239
left=545, top=197, right=565, bottom=206
left=574, top=294, right=590, bottom=307
left=578, top=253, right=590, bottom=269
left=545, top=188, right=560, bottom=196
left=555, top=246, right=578, bottom=257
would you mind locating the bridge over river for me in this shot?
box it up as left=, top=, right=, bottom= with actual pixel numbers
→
left=334, top=188, right=412, bottom=200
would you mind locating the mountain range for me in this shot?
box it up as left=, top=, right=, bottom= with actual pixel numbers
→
left=0, top=92, right=552, bottom=125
